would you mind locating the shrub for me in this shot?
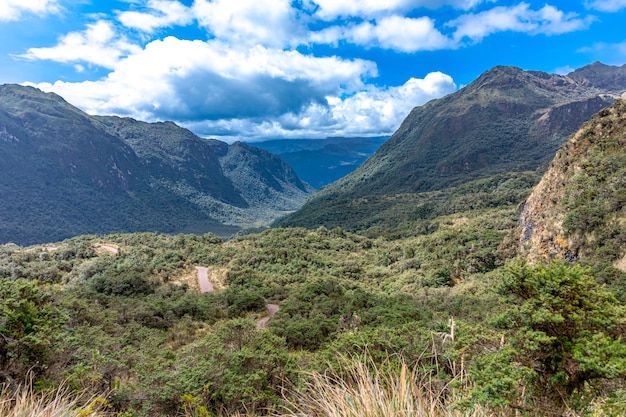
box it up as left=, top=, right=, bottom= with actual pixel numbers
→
left=470, top=260, right=626, bottom=415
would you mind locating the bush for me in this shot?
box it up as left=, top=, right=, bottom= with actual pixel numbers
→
left=470, top=260, right=626, bottom=414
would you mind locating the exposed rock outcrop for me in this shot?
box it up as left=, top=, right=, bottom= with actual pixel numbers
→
left=518, top=98, right=626, bottom=268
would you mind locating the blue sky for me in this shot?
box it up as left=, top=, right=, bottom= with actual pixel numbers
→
left=1, top=0, right=625, bottom=141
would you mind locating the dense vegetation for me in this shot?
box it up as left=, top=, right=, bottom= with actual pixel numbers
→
left=2, top=68, right=626, bottom=416
left=1, top=190, right=625, bottom=416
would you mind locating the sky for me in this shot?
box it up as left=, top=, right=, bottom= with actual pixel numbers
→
left=1, top=1, right=626, bottom=142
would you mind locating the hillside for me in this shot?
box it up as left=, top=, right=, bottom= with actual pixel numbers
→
left=1, top=97, right=626, bottom=416
left=517, top=97, right=626, bottom=270
left=0, top=85, right=313, bottom=245
left=279, top=63, right=626, bottom=231
left=250, top=136, right=387, bottom=189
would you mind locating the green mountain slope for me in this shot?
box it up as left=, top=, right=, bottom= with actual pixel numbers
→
left=250, top=137, right=387, bottom=189
left=279, top=63, right=626, bottom=231
left=0, top=85, right=313, bottom=245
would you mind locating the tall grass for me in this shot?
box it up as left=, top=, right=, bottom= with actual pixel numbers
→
left=0, top=381, right=110, bottom=417
left=279, top=351, right=492, bottom=417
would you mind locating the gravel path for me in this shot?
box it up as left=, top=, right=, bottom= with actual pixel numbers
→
left=256, top=304, right=280, bottom=329
left=195, top=266, right=214, bottom=293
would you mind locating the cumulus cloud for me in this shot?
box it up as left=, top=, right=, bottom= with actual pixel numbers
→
left=30, top=37, right=376, bottom=123
left=323, top=72, right=457, bottom=135
left=0, top=0, right=59, bottom=21
left=18, top=21, right=141, bottom=68
left=450, top=3, right=592, bottom=42
left=586, top=0, right=626, bottom=12
left=117, top=0, right=193, bottom=33
left=192, top=0, right=303, bottom=48
left=313, top=15, right=452, bottom=52
left=30, top=34, right=455, bottom=140
left=311, top=0, right=489, bottom=20
left=183, top=71, right=457, bottom=139
left=311, top=3, right=589, bottom=53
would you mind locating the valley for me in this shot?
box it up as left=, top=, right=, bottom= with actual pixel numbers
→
left=1, top=62, right=626, bottom=417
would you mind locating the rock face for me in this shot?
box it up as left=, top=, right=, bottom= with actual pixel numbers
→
left=517, top=97, right=626, bottom=268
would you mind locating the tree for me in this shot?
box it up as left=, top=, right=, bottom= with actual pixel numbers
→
left=470, top=261, right=626, bottom=415
left=0, top=279, right=65, bottom=383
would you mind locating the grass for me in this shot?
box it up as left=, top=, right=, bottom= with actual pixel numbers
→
left=279, top=350, right=491, bottom=417
left=0, top=381, right=110, bottom=417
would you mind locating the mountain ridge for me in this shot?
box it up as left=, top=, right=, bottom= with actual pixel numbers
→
left=279, top=62, right=626, bottom=230
left=250, top=136, right=387, bottom=189
left=0, top=85, right=313, bottom=245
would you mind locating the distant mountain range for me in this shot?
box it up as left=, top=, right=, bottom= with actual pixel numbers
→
left=4, top=62, right=626, bottom=245
left=249, top=137, right=387, bottom=189
left=279, top=62, right=626, bottom=231
left=0, top=85, right=313, bottom=245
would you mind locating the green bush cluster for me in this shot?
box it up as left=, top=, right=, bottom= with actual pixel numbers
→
left=0, top=198, right=624, bottom=416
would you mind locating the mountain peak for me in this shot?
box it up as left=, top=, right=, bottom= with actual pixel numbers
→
left=567, top=61, right=626, bottom=93
left=280, top=63, right=620, bottom=231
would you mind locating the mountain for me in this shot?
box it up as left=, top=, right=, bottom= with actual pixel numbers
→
left=250, top=137, right=387, bottom=189
left=278, top=63, right=626, bottom=231
left=0, top=84, right=313, bottom=245
left=517, top=97, right=626, bottom=269
left=205, top=140, right=313, bottom=225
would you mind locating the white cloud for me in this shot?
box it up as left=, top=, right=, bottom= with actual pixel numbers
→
left=28, top=35, right=456, bottom=140
left=586, top=0, right=626, bottom=12
left=18, top=21, right=141, bottom=69
left=182, top=71, right=457, bottom=139
left=311, top=3, right=590, bottom=52
left=322, top=72, right=456, bottom=135
left=30, top=37, right=376, bottom=122
left=192, top=0, right=303, bottom=48
left=340, top=16, right=453, bottom=52
left=0, top=0, right=59, bottom=21
left=117, top=0, right=193, bottom=33
left=450, top=3, right=592, bottom=43
left=311, top=0, right=489, bottom=20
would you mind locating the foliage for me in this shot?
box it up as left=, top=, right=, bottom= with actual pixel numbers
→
left=562, top=100, right=626, bottom=263
left=470, top=260, right=626, bottom=415
left=0, top=191, right=623, bottom=416
left=0, top=279, right=66, bottom=382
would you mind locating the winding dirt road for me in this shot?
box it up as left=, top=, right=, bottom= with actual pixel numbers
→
left=256, top=304, right=280, bottom=329
left=195, top=266, right=278, bottom=329
left=195, top=266, right=214, bottom=293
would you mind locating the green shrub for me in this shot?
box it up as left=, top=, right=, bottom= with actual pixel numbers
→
left=470, top=260, right=626, bottom=414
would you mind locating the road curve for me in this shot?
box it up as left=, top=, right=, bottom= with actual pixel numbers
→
left=256, top=304, right=280, bottom=329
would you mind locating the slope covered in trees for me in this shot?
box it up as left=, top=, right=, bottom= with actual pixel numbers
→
left=0, top=85, right=313, bottom=245
left=1, top=70, right=626, bottom=417
left=279, top=63, right=626, bottom=232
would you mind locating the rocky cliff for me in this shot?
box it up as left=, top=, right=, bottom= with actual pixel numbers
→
left=517, top=96, right=626, bottom=270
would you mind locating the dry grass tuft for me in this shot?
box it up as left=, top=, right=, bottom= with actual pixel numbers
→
left=0, top=381, right=110, bottom=417
left=279, top=352, right=491, bottom=417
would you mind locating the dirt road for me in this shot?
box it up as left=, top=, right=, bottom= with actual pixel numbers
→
left=256, top=304, right=280, bottom=329
left=195, top=266, right=214, bottom=293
